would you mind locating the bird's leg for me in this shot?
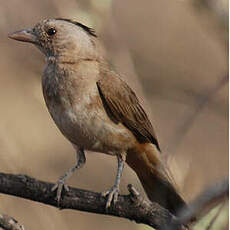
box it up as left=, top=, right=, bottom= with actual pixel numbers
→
left=52, top=147, right=86, bottom=204
left=102, top=154, right=125, bottom=210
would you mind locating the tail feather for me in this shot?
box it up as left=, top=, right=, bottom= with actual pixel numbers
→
left=127, top=143, right=187, bottom=216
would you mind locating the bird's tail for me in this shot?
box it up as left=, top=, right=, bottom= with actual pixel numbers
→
left=126, top=143, right=187, bottom=216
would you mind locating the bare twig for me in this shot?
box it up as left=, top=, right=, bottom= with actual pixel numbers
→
left=0, top=172, right=183, bottom=230
left=0, top=214, right=25, bottom=230
left=169, top=75, right=228, bottom=154
left=167, top=178, right=229, bottom=230
left=191, top=0, right=228, bottom=54
left=183, top=178, right=228, bottom=222
left=205, top=201, right=226, bottom=230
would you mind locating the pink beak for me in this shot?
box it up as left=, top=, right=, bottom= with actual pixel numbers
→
left=8, top=28, right=37, bottom=44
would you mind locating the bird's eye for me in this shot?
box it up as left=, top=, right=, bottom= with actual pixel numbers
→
left=47, top=27, right=56, bottom=36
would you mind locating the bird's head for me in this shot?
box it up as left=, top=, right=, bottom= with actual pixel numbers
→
left=9, top=18, right=99, bottom=62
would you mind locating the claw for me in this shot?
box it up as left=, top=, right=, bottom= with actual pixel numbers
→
left=102, top=186, right=119, bottom=211
left=51, top=179, right=69, bottom=205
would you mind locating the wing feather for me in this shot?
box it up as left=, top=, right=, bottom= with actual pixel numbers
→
left=97, top=71, right=160, bottom=151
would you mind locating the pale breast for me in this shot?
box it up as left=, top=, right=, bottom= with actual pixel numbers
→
left=42, top=62, right=136, bottom=154
left=48, top=86, right=136, bottom=154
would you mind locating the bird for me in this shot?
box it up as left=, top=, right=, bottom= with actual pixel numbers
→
left=9, top=18, right=188, bottom=216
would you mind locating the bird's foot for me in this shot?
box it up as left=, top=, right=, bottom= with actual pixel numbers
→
left=102, top=185, right=119, bottom=211
left=51, top=178, right=70, bottom=206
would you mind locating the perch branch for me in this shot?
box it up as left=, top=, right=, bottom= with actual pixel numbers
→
left=0, top=172, right=183, bottom=230
left=166, top=178, right=229, bottom=230
left=1, top=172, right=227, bottom=230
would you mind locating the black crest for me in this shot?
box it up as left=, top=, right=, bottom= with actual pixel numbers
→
left=56, top=18, right=97, bottom=37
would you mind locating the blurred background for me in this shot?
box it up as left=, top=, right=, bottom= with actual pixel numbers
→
left=0, top=0, right=228, bottom=229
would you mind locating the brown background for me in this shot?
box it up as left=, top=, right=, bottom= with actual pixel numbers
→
left=0, top=0, right=228, bottom=229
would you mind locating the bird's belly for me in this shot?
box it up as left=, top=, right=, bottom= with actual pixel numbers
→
left=48, top=98, right=136, bottom=155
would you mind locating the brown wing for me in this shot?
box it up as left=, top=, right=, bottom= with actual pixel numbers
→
left=96, top=71, right=160, bottom=151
